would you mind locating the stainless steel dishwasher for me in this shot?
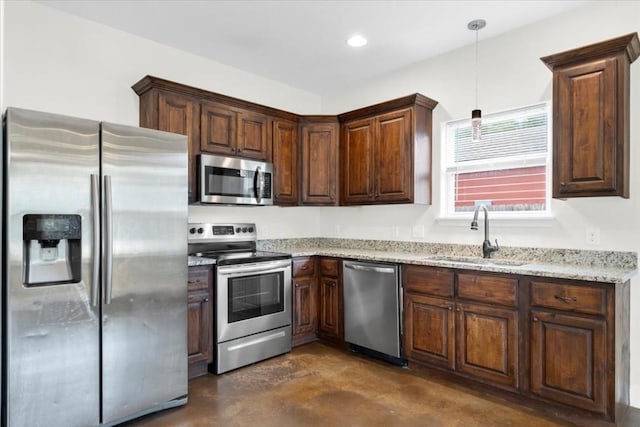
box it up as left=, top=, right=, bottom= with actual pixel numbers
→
left=343, top=260, right=406, bottom=365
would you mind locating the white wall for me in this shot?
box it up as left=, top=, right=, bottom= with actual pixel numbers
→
left=1, top=1, right=323, bottom=237
left=320, top=0, right=640, bottom=403
left=4, top=0, right=640, bottom=406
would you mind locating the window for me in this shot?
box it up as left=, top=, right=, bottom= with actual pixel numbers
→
left=441, top=103, right=551, bottom=218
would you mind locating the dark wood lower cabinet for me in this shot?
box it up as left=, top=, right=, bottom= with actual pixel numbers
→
left=530, top=309, right=607, bottom=414
left=292, top=275, right=318, bottom=346
left=456, top=302, right=518, bottom=390
left=403, top=293, right=455, bottom=369
left=187, top=266, right=213, bottom=379
left=317, top=258, right=343, bottom=344
left=403, top=264, right=629, bottom=426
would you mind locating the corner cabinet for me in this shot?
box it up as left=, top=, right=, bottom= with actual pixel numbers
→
left=187, top=265, right=213, bottom=379
left=299, top=117, right=340, bottom=206
left=541, top=33, right=640, bottom=198
left=339, top=94, right=438, bottom=205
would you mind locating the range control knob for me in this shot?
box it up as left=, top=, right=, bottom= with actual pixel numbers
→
left=248, top=226, right=254, bottom=233
left=242, top=227, right=248, bottom=233
left=197, top=227, right=204, bottom=234
left=189, top=227, right=196, bottom=234
left=235, top=227, right=241, bottom=233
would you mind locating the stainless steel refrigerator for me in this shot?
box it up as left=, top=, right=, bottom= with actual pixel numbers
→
left=2, top=108, right=189, bottom=426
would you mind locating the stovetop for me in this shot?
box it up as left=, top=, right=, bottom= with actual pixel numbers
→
left=187, top=222, right=290, bottom=266
left=189, top=250, right=291, bottom=266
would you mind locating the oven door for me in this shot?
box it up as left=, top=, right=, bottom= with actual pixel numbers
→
left=216, top=259, right=291, bottom=343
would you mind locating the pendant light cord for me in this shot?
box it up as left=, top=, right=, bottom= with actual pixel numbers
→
left=474, top=27, right=479, bottom=110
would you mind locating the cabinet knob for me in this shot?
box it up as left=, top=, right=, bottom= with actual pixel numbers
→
left=456, top=307, right=461, bottom=312
left=204, top=298, right=209, bottom=302
left=533, top=317, right=539, bottom=322
left=560, top=182, right=566, bottom=186
left=448, top=306, right=453, bottom=311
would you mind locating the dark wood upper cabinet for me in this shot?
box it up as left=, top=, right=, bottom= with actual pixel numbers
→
left=338, top=94, right=438, bottom=205
left=272, top=119, right=299, bottom=205
left=237, top=110, right=271, bottom=161
left=541, top=33, right=640, bottom=198
left=132, top=75, right=298, bottom=204
left=299, top=117, right=339, bottom=206
left=133, top=77, right=438, bottom=207
left=200, top=101, right=237, bottom=155
left=341, top=117, right=376, bottom=204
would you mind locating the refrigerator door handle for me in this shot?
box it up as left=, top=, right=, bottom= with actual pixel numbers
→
left=91, top=174, right=100, bottom=307
left=104, top=175, right=114, bottom=305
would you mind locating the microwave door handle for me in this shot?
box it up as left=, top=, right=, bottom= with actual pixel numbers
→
left=253, top=166, right=263, bottom=203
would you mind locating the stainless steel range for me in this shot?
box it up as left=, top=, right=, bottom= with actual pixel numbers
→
left=188, top=223, right=292, bottom=374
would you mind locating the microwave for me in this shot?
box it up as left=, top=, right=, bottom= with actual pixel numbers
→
left=198, top=154, right=274, bottom=205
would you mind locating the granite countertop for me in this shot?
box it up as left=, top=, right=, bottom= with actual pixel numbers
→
left=257, top=238, right=638, bottom=285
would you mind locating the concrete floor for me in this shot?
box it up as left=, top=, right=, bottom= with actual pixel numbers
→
left=124, top=342, right=640, bottom=427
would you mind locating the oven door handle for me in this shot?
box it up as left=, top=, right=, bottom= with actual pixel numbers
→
left=217, top=260, right=291, bottom=276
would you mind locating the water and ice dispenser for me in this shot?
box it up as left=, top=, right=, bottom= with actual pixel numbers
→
left=23, top=214, right=82, bottom=286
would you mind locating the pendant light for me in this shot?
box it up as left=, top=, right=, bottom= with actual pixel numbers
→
left=468, top=19, right=486, bottom=143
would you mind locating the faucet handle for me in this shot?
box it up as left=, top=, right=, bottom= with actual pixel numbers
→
left=494, top=239, right=500, bottom=250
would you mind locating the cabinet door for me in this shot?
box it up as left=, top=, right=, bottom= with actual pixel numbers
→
left=300, top=122, right=339, bottom=205
left=554, top=58, right=618, bottom=198
left=341, top=118, right=375, bottom=204
left=272, top=119, right=299, bottom=205
left=237, top=110, right=270, bottom=161
left=456, top=302, right=519, bottom=390
left=200, top=102, right=237, bottom=155
left=293, top=276, right=318, bottom=340
left=187, top=290, right=211, bottom=366
left=158, top=92, right=200, bottom=202
left=530, top=310, right=607, bottom=414
left=375, top=108, right=413, bottom=202
left=318, top=276, right=342, bottom=340
left=403, top=293, right=455, bottom=370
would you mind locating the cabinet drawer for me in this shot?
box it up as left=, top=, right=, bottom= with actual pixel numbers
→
left=188, top=267, right=210, bottom=291
left=403, top=265, right=454, bottom=298
left=293, top=257, right=316, bottom=277
left=319, top=258, right=339, bottom=277
left=457, top=273, right=517, bottom=307
left=530, top=280, right=606, bottom=316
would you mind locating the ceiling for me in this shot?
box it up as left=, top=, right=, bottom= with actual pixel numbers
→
left=39, top=0, right=587, bottom=95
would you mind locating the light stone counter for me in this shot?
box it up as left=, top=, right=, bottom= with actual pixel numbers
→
left=257, top=238, right=638, bottom=284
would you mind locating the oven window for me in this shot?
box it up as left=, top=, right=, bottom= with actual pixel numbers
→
left=228, top=271, right=284, bottom=323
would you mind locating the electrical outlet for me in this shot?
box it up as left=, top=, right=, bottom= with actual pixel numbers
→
left=412, top=225, right=425, bottom=239
left=586, top=227, right=601, bottom=245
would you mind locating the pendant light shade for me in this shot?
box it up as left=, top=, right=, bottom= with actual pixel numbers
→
left=468, top=19, right=486, bottom=143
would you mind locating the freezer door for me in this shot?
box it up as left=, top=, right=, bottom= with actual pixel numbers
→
left=100, top=123, right=188, bottom=425
left=4, top=108, right=100, bottom=427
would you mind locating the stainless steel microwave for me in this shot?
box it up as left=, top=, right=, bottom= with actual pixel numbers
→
left=198, top=154, right=274, bottom=205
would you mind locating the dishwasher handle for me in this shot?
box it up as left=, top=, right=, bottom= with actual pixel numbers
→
left=344, top=262, right=396, bottom=274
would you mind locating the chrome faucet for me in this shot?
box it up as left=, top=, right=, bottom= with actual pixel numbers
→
left=470, top=205, right=500, bottom=258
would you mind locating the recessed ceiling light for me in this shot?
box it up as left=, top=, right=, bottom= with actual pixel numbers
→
left=347, top=35, right=367, bottom=48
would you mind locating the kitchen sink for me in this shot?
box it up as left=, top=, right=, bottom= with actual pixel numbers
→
left=428, top=256, right=529, bottom=267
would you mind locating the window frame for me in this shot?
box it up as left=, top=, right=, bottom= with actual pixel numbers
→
left=439, top=102, right=553, bottom=221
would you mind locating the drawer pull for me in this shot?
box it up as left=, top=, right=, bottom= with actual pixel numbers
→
left=554, top=295, right=578, bottom=304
